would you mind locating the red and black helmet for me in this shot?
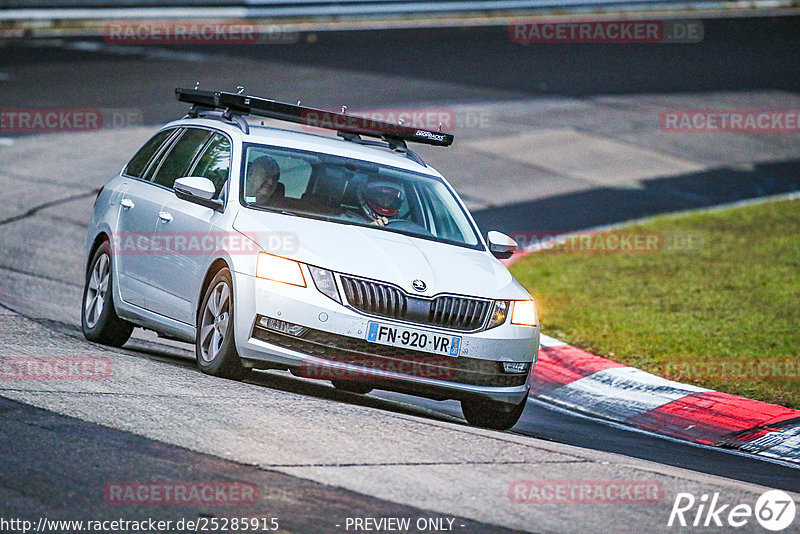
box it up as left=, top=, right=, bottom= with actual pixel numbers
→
left=359, top=181, right=404, bottom=218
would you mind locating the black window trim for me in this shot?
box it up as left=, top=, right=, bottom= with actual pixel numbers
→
left=122, top=125, right=234, bottom=210
left=148, top=128, right=213, bottom=190
left=187, top=130, right=234, bottom=202
left=143, top=128, right=186, bottom=185
left=121, top=127, right=182, bottom=181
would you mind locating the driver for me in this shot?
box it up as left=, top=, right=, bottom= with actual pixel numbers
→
left=246, top=155, right=283, bottom=206
left=357, top=181, right=404, bottom=226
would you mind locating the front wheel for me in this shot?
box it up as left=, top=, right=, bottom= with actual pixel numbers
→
left=196, top=268, right=248, bottom=380
left=461, top=393, right=528, bottom=430
left=81, top=241, right=134, bottom=347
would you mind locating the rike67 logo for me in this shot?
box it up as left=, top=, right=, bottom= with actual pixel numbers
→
left=668, top=490, right=796, bottom=531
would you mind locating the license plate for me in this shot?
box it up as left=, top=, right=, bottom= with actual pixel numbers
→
left=366, top=321, right=461, bottom=357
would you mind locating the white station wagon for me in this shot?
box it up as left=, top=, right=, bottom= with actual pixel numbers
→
left=82, top=88, right=539, bottom=429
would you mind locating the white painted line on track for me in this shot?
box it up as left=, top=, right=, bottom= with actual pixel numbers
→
left=538, top=333, right=568, bottom=348
left=542, top=366, right=711, bottom=420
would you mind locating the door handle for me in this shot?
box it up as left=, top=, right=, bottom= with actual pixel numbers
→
left=158, top=211, right=173, bottom=223
left=120, top=198, right=134, bottom=209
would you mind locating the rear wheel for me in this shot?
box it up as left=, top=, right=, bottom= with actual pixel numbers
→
left=461, top=393, right=528, bottom=430
left=331, top=380, right=373, bottom=395
left=196, top=268, right=248, bottom=380
left=81, top=241, right=134, bottom=347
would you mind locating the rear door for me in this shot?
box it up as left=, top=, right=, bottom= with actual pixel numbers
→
left=114, top=128, right=180, bottom=310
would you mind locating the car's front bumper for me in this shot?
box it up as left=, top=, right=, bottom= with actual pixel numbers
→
left=233, top=271, right=539, bottom=404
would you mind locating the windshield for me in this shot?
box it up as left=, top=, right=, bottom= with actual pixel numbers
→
left=240, top=143, right=482, bottom=248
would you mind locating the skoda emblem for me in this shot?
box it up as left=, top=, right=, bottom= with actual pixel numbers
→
left=412, top=279, right=427, bottom=292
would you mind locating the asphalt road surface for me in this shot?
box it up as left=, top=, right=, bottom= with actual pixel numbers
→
left=1, top=15, right=799, bottom=533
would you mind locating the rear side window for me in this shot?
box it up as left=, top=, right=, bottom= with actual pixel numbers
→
left=152, top=128, right=212, bottom=189
left=124, top=129, right=175, bottom=178
left=189, top=133, right=231, bottom=198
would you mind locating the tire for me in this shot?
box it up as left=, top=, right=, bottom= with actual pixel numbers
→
left=460, top=392, right=528, bottom=430
left=81, top=240, right=134, bottom=347
left=196, top=268, right=248, bottom=380
left=331, top=380, right=373, bottom=395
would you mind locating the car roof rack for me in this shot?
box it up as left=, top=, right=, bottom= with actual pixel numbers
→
left=176, top=87, right=454, bottom=166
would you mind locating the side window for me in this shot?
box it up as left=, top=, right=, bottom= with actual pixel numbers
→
left=124, top=129, right=175, bottom=178
left=245, top=147, right=313, bottom=202
left=275, top=157, right=312, bottom=199
left=142, top=129, right=181, bottom=183
left=242, top=147, right=313, bottom=205
left=189, top=133, right=231, bottom=198
left=151, top=128, right=212, bottom=189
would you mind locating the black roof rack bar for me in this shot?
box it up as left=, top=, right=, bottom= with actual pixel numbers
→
left=175, top=88, right=454, bottom=148
left=177, top=87, right=217, bottom=109
left=337, top=132, right=426, bottom=167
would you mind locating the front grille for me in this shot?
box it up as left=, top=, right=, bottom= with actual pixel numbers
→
left=339, top=275, right=491, bottom=331
left=429, top=296, right=491, bottom=330
left=340, top=276, right=407, bottom=317
left=251, top=324, right=529, bottom=388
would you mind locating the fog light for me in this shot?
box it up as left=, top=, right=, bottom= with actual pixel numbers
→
left=502, top=361, right=529, bottom=374
left=258, top=315, right=307, bottom=337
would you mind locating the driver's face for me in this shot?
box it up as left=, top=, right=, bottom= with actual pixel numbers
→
left=251, top=162, right=279, bottom=198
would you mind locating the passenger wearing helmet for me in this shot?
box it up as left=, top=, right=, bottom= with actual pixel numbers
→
left=246, top=155, right=284, bottom=206
left=356, top=180, right=404, bottom=226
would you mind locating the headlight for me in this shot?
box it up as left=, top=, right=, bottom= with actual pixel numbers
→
left=308, top=266, right=341, bottom=303
left=256, top=252, right=306, bottom=287
left=486, top=300, right=509, bottom=329
left=511, top=300, right=538, bottom=326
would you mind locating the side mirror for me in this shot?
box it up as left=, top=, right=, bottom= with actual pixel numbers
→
left=487, top=231, right=517, bottom=260
left=174, top=176, right=223, bottom=211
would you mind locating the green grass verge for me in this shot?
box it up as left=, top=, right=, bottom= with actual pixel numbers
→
left=511, top=197, right=800, bottom=409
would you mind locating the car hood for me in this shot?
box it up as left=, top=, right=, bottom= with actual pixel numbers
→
left=233, top=209, right=530, bottom=300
